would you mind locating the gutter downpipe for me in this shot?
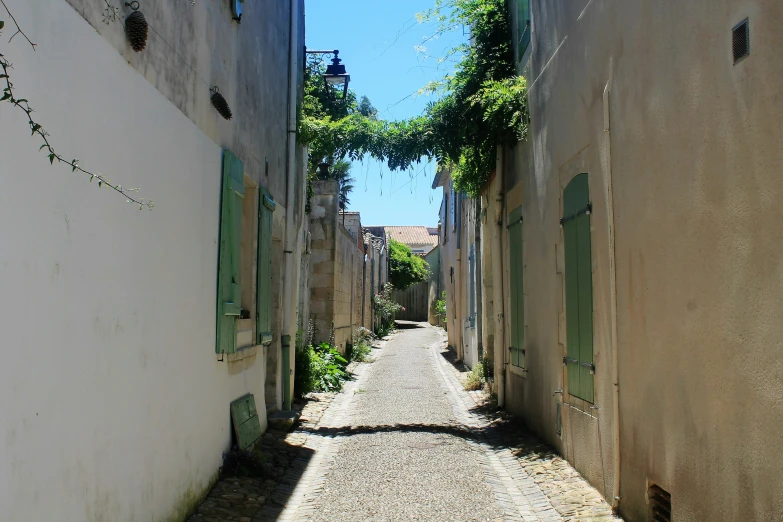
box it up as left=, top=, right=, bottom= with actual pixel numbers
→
left=281, top=0, right=300, bottom=411
left=492, top=147, right=506, bottom=408
left=475, top=199, right=483, bottom=361
left=603, top=59, right=621, bottom=511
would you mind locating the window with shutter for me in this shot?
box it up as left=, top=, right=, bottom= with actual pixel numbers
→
left=517, top=0, right=531, bottom=59
left=508, top=206, right=525, bottom=368
left=216, top=150, right=246, bottom=354
left=563, top=173, right=594, bottom=402
left=256, top=192, right=275, bottom=345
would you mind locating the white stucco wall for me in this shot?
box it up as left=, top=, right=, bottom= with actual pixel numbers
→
left=0, top=1, right=269, bottom=520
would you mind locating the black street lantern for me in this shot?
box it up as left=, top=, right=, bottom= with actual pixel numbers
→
left=317, top=161, right=331, bottom=179
left=305, top=49, right=351, bottom=100
left=323, top=51, right=350, bottom=99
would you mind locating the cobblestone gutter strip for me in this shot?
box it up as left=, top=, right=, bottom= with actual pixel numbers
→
left=427, top=338, right=555, bottom=522
left=431, top=338, right=622, bottom=522
left=187, top=339, right=385, bottom=522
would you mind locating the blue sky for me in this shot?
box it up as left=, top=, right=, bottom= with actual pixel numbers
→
left=305, top=1, right=464, bottom=227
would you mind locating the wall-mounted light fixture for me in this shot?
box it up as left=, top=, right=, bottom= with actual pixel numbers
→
left=305, top=49, right=351, bottom=100
left=317, top=160, right=331, bottom=179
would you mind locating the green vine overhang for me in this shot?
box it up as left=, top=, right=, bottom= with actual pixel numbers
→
left=299, top=0, right=528, bottom=197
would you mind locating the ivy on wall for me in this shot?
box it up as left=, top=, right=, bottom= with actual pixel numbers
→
left=299, top=0, right=528, bottom=197
left=389, top=239, right=430, bottom=290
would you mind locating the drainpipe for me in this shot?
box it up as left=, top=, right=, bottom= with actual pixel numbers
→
left=492, top=147, right=506, bottom=408
left=475, top=199, right=483, bottom=362
left=604, top=59, right=621, bottom=510
left=362, top=247, right=367, bottom=327
left=280, top=0, right=300, bottom=411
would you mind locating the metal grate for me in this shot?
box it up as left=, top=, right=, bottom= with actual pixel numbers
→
left=648, top=484, right=672, bottom=522
left=732, top=18, right=750, bottom=63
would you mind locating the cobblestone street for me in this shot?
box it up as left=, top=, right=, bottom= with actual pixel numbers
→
left=190, top=323, right=621, bottom=521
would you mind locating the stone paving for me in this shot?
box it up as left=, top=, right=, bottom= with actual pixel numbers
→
left=188, top=324, right=622, bottom=521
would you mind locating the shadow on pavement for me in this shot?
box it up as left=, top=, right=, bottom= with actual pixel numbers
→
left=393, top=320, right=426, bottom=329
left=187, top=395, right=330, bottom=522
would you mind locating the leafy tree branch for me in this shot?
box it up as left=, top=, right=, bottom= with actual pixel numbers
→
left=0, top=0, right=36, bottom=48
left=299, top=0, right=528, bottom=197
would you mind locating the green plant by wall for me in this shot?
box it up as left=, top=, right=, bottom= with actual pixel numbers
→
left=301, top=56, right=374, bottom=214
left=347, top=326, right=376, bottom=363
left=348, top=340, right=373, bottom=363
left=435, top=291, right=447, bottom=317
left=294, top=338, right=351, bottom=398
left=389, top=239, right=430, bottom=290
left=464, top=361, right=486, bottom=391
left=374, top=282, right=402, bottom=337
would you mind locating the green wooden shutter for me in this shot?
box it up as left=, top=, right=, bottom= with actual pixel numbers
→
left=517, top=0, right=531, bottom=58
left=216, top=150, right=245, bottom=354
left=256, top=192, right=275, bottom=345
left=563, top=173, right=594, bottom=402
left=508, top=206, right=524, bottom=368
left=230, top=394, right=262, bottom=450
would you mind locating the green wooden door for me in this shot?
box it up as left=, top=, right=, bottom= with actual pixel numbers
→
left=216, top=150, right=245, bottom=354
left=563, top=174, right=594, bottom=402
left=508, top=206, right=525, bottom=368
left=256, top=192, right=275, bottom=345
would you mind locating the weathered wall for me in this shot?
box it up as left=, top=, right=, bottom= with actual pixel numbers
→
left=425, top=245, right=444, bottom=326
left=393, top=282, right=429, bottom=321
left=361, top=234, right=384, bottom=332
left=480, top=180, right=499, bottom=381
left=439, top=176, right=462, bottom=356
left=354, top=241, right=365, bottom=331
left=341, top=214, right=367, bottom=337
left=62, top=0, right=302, bottom=207
left=309, top=181, right=339, bottom=345
left=333, top=224, right=358, bottom=350
left=460, top=197, right=479, bottom=369
left=60, top=0, right=307, bottom=412
left=0, top=0, right=306, bottom=519
left=511, top=0, right=783, bottom=519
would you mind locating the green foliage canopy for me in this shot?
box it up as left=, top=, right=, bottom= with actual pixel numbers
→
left=388, top=239, right=430, bottom=290
left=298, top=0, right=528, bottom=196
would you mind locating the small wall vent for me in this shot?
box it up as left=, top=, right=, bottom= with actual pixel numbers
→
left=648, top=484, right=672, bottom=522
left=732, top=18, right=750, bottom=64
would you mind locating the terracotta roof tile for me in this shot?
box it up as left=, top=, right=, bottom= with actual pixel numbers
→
left=383, top=226, right=439, bottom=250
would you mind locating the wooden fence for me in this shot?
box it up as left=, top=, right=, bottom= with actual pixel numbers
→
left=393, top=282, right=429, bottom=321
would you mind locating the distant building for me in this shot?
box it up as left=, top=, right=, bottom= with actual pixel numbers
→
left=365, top=226, right=439, bottom=255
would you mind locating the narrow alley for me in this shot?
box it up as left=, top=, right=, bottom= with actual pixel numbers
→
left=191, top=323, right=619, bottom=522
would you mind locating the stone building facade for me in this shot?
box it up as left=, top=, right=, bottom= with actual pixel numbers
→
left=308, top=183, right=387, bottom=351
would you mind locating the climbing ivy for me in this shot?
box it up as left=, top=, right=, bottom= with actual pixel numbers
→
left=299, top=0, right=528, bottom=196
left=388, top=239, right=430, bottom=290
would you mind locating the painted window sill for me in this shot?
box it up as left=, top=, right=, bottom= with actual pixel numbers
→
left=225, top=344, right=264, bottom=362
left=508, top=364, right=527, bottom=378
